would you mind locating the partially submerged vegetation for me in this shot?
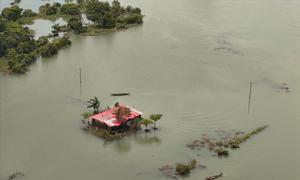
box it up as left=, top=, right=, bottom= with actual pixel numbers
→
left=159, top=160, right=206, bottom=179
left=187, top=125, right=268, bottom=157
left=0, top=0, right=144, bottom=73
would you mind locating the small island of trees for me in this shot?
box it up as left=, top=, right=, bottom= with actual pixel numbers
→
left=0, top=0, right=144, bottom=73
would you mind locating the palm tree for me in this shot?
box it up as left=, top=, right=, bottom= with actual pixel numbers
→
left=87, top=97, right=100, bottom=114
left=149, top=114, right=163, bottom=130
left=140, top=118, right=153, bottom=132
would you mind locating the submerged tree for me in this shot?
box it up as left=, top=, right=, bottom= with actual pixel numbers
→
left=87, top=97, right=101, bottom=114
left=140, top=118, right=153, bottom=132
left=149, top=114, right=162, bottom=130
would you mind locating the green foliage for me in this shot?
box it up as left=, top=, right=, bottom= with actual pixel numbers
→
left=149, top=114, right=163, bottom=122
left=120, top=14, right=143, bottom=24
left=39, top=36, right=71, bottom=57
left=39, top=3, right=58, bottom=15
left=16, top=40, right=37, bottom=54
left=215, top=148, right=229, bottom=157
left=81, top=112, right=94, bottom=119
left=60, top=3, right=81, bottom=15
left=22, top=9, right=36, bottom=17
left=36, top=36, right=49, bottom=47
left=1, top=5, right=23, bottom=21
left=175, top=160, right=197, bottom=176
left=52, top=35, right=72, bottom=48
left=85, top=0, right=143, bottom=29
left=51, top=24, right=60, bottom=37
left=39, top=43, right=58, bottom=57
left=67, top=17, right=85, bottom=33
left=149, top=113, right=162, bottom=129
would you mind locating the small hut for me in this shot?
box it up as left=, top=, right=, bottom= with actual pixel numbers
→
left=88, top=103, right=142, bottom=131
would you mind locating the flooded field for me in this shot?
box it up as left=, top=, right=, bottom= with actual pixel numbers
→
left=1, top=0, right=300, bottom=180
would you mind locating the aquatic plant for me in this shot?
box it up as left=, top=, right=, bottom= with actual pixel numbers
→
left=149, top=113, right=163, bottom=130
left=187, top=125, right=268, bottom=157
left=214, top=148, right=229, bottom=157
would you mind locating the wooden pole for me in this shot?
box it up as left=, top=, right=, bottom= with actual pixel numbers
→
left=79, top=67, right=82, bottom=95
left=248, top=82, right=253, bottom=114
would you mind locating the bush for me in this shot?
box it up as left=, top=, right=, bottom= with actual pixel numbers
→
left=60, top=3, right=81, bottom=15
left=1, top=5, right=23, bottom=21
left=22, top=9, right=36, bottom=17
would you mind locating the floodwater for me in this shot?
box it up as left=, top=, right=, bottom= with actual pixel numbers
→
left=1, top=0, right=300, bottom=180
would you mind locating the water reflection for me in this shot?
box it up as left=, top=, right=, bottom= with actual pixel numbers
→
left=133, top=132, right=162, bottom=145
left=103, top=139, right=131, bottom=153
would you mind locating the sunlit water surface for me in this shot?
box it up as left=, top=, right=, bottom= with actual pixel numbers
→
left=1, top=0, right=300, bottom=180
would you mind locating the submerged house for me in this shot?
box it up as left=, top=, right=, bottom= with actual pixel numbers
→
left=88, top=103, right=142, bottom=131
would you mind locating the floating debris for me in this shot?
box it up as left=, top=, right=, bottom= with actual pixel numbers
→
left=159, top=160, right=206, bottom=179
left=206, top=173, right=223, bottom=180
left=214, top=47, right=243, bottom=56
left=8, top=172, right=25, bottom=180
left=187, top=126, right=268, bottom=157
left=279, top=82, right=290, bottom=93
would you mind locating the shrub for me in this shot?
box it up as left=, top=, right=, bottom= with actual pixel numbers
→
left=175, top=160, right=197, bottom=176
left=121, top=14, right=143, bottom=24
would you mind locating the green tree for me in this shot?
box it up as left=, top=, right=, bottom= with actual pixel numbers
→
left=149, top=114, right=162, bottom=129
left=140, top=118, right=153, bottom=132
left=87, top=97, right=101, bottom=114
left=1, top=5, right=23, bottom=21
left=60, top=3, right=81, bottom=15
left=85, top=0, right=111, bottom=28
left=51, top=24, right=60, bottom=37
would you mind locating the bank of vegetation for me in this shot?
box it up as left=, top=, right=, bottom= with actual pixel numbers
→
left=0, top=0, right=144, bottom=73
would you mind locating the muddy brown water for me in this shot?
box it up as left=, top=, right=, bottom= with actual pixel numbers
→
left=1, top=0, right=300, bottom=180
